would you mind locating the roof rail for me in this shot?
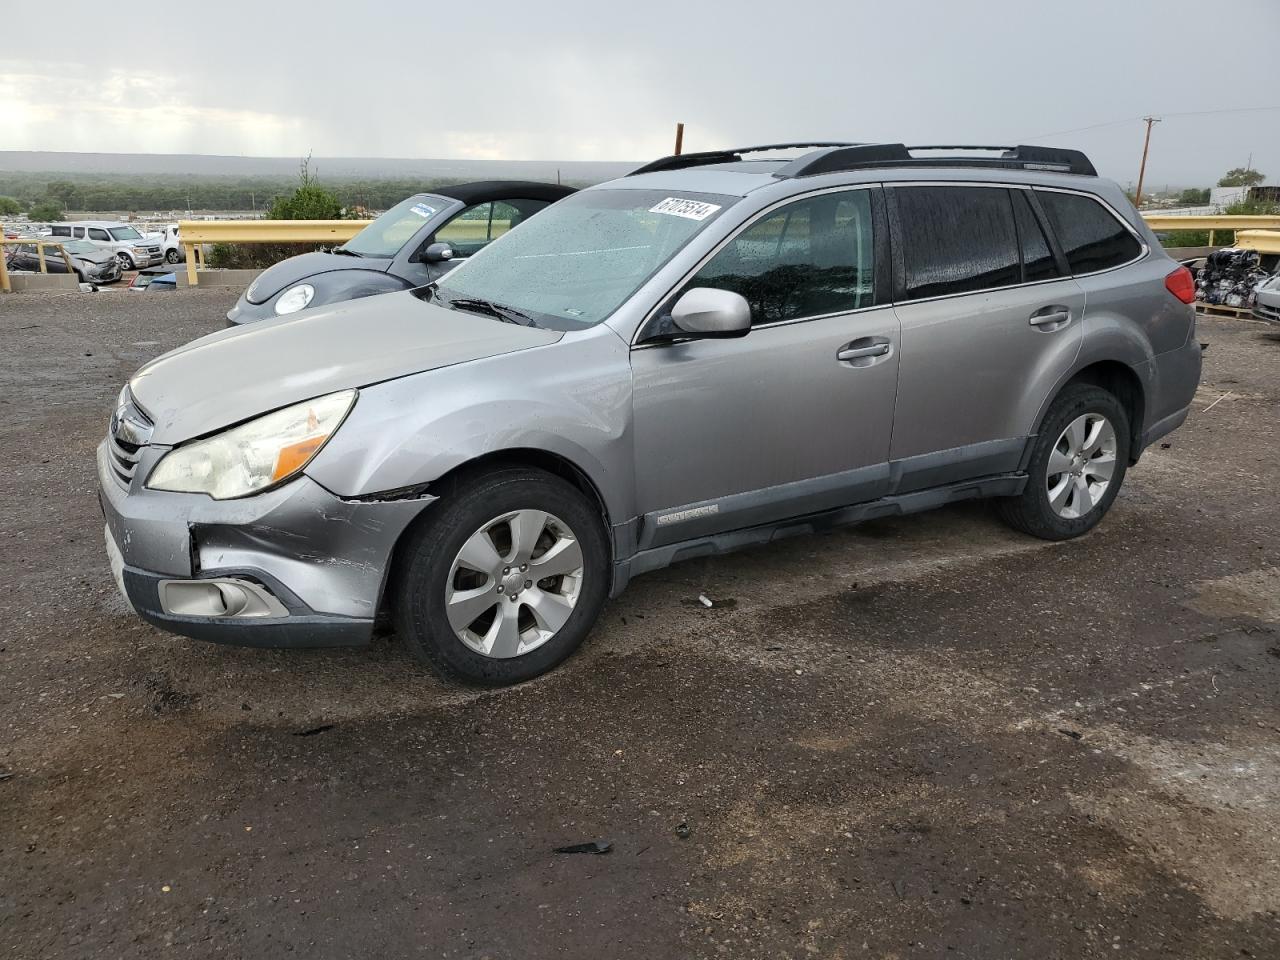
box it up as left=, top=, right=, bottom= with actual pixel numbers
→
left=629, top=142, right=1097, bottom=179
left=777, top=143, right=1097, bottom=178
left=628, top=142, right=856, bottom=176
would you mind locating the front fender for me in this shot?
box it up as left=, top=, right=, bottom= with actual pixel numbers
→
left=305, top=326, right=637, bottom=525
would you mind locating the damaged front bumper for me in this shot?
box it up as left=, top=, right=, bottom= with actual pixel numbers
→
left=97, top=440, right=435, bottom=648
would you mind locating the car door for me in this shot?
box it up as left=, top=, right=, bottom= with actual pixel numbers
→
left=415, top=199, right=555, bottom=281
left=629, top=186, right=901, bottom=549
left=886, top=184, right=1085, bottom=488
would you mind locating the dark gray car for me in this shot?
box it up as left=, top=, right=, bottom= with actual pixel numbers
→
left=226, top=181, right=574, bottom=325
left=6, top=239, right=122, bottom=284
left=101, top=142, right=1201, bottom=686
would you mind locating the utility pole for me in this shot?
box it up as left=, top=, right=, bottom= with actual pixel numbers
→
left=674, top=122, right=685, bottom=156
left=1134, top=116, right=1160, bottom=208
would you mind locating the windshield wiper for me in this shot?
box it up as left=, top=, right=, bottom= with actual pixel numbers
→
left=444, top=297, right=539, bottom=327
left=331, top=246, right=362, bottom=257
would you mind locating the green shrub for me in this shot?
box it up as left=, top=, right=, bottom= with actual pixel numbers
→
left=26, top=199, right=63, bottom=222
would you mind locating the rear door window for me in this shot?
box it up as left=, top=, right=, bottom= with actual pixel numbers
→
left=683, top=188, right=877, bottom=325
left=1036, top=191, right=1142, bottom=274
left=1012, top=190, right=1060, bottom=283
left=51, top=226, right=70, bottom=237
left=89, top=228, right=110, bottom=241
left=896, top=186, right=1020, bottom=300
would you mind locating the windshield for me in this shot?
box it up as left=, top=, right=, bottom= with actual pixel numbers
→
left=108, top=226, right=143, bottom=241
left=59, top=240, right=96, bottom=255
left=340, top=194, right=447, bottom=258
left=434, top=188, right=736, bottom=330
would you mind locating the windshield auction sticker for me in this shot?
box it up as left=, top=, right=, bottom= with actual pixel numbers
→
left=410, top=203, right=437, bottom=218
left=649, top=197, right=721, bottom=221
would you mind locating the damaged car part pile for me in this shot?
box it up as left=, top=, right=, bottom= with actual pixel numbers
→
left=1194, top=247, right=1273, bottom=308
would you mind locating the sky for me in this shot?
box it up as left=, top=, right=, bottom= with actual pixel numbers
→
left=3, top=0, right=1279, bottom=187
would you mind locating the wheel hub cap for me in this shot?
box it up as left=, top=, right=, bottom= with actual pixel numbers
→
left=1046, top=413, right=1118, bottom=520
left=445, top=509, right=584, bottom=659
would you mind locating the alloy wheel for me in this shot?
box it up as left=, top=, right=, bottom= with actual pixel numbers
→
left=1046, top=413, right=1117, bottom=519
left=445, top=509, right=584, bottom=658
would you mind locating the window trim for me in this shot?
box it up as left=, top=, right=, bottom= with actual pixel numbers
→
left=885, top=181, right=1149, bottom=308
left=631, top=183, right=891, bottom=348
left=1033, top=185, right=1149, bottom=280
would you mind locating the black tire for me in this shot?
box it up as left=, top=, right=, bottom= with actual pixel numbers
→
left=165, top=249, right=181, bottom=264
left=997, top=384, right=1130, bottom=541
left=117, top=252, right=135, bottom=270
left=394, top=467, right=610, bottom=685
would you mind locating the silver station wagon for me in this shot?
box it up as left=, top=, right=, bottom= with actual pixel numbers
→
left=99, top=142, right=1202, bottom=685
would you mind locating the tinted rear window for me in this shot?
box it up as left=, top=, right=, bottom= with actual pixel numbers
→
left=1037, top=191, right=1142, bottom=274
left=897, top=186, right=1020, bottom=300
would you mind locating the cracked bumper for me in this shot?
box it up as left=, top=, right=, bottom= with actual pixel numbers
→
left=97, top=440, right=435, bottom=648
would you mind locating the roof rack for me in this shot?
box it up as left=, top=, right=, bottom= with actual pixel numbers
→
left=629, top=142, right=1097, bottom=179
left=628, top=142, right=856, bottom=176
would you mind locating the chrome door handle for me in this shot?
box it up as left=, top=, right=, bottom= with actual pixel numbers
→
left=837, top=343, right=890, bottom=361
left=1029, top=308, right=1071, bottom=328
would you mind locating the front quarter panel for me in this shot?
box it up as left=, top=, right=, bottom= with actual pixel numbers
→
left=305, top=325, right=636, bottom=523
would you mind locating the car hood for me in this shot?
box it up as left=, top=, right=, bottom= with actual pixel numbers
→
left=79, top=250, right=118, bottom=265
left=129, top=291, right=563, bottom=445
left=246, top=251, right=393, bottom=303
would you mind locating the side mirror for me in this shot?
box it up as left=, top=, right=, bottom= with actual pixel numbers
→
left=420, top=241, right=455, bottom=263
left=670, top=287, right=751, bottom=338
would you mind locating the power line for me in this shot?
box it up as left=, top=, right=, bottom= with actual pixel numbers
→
left=1025, top=105, right=1280, bottom=141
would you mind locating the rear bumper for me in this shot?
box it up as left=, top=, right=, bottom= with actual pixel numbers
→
left=1139, top=333, right=1203, bottom=455
left=98, top=440, right=436, bottom=648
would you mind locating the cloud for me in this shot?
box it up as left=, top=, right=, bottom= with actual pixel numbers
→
left=1, top=60, right=305, bottom=155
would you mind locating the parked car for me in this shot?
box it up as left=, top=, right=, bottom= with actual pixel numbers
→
left=1251, top=273, right=1280, bottom=324
left=128, top=266, right=178, bottom=292
left=6, top=238, right=122, bottom=284
left=48, top=221, right=164, bottom=270
left=156, top=225, right=184, bottom=264
left=100, top=142, right=1201, bottom=685
left=225, top=181, right=574, bottom=325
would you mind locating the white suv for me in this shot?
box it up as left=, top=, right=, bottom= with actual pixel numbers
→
left=48, top=221, right=164, bottom=270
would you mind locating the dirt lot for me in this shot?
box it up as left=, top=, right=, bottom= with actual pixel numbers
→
left=2, top=290, right=1279, bottom=959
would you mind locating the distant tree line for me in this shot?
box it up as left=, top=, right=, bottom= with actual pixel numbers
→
left=0, top=170, right=584, bottom=216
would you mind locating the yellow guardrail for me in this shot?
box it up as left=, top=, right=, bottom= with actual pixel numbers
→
left=3, top=211, right=1256, bottom=291
left=1, top=239, right=76, bottom=293
left=178, top=219, right=371, bottom=286
left=1140, top=214, right=1280, bottom=231
left=1234, top=229, right=1280, bottom=255
left=1141, top=214, right=1280, bottom=248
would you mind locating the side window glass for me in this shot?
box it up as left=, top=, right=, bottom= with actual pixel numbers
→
left=435, top=202, right=494, bottom=257
left=1012, top=190, right=1060, bottom=283
left=74, top=227, right=86, bottom=239
left=684, top=190, right=876, bottom=326
left=89, top=228, right=110, bottom=241
left=1037, top=191, right=1142, bottom=274
left=52, top=226, right=69, bottom=237
left=897, top=186, right=1019, bottom=300
left=488, top=201, right=521, bottom=242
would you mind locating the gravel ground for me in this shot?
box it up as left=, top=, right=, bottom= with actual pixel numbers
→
left=2, top=289, right=1279, bottom=959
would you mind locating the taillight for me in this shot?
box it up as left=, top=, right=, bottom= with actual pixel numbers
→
left=1165, top=265, right=1196, bottom=304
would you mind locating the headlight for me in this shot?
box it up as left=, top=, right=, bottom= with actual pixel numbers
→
left=146, top=390, right=355, bottom=499
left=275, top=283, right=316, bottom=315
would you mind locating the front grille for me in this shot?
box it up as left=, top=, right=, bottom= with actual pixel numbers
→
left=107, top=392, right=154, bottom=489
